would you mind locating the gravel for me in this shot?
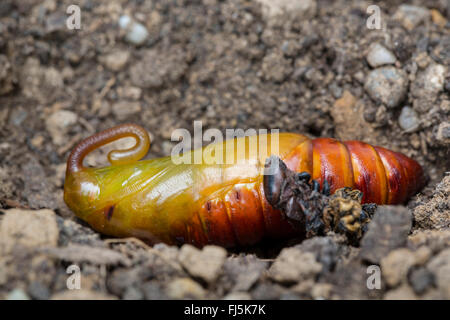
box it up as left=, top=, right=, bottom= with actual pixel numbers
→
left=119, top=15, right=149, bottom=46
left=366, top=43, right=397, bottom=68
left=364, top=67, right=409, bottom=108
left=398, top=106, right=420, bottom=132
left=99, top=50, right=131, bottom=72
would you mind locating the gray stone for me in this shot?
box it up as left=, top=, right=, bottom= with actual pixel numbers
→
left=327, top=261, right=383, bottom=299
left=142, top=281, right=167, bottom=300
left=294, top=236, right=347, bottom=273
left=398, top=106, right=420, bottom=132
left=410, top=64, right=446, bottom=113
left=409, top=267, right=434, bottom=295
left=28, top=281, right=50, bottom=300
left=435, top=122, right=450, bottom=145
left=45, top=12, right=67, bottom=34
left=123, top=287, right=144, bottom=300
left=364, top=67, right=408, bottom=108
left=366, top=43, right=397, bottom=68
left=360, top=206, right=412, bottom=264
left=393, top=5, right=430, bottom=31
left=427, top=249, right=450, bottom=299
left=223, top=255, right=267, bottom=292
left=251, top=283, right=284, bottom=300
left=107, top=267, right=153, bottom=297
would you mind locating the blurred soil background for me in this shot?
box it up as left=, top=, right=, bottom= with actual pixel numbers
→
left=0, top=0, right=449, bottom=300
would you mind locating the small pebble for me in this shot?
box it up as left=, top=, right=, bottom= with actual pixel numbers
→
left=45, top=110, right=78, bottom=145
left=364, top=67, right=408, bottom=108
left=178, top=244, right=227, bottom=283
left=142, top=282, right=167, bottom=300
left=256, top=0, right=317, bottom=20
left=430, top=9, right=447, bottom=28
left=384, top=285, right=418, bottom=300
left=398, top=106, right=420, bottom=132
left=100, top=50, right=130, bottom=72
left=7, top=288, right=30, bottom=300
left=123, top=287, right=144, bottom=300
left=328, top=82, right=342, bottom=98
left=366, top=43, right=397, bottom=68
left=119, top=15, right=149, bottom=46
left=112, top=101, right=141, bottom=120
left=435, top=122, right=450, bottom=145
left=165, top=278, right=206, bottom=300
left=28, top=281, right=50, bottom=300
left=426, top=249, right=450, bottom=299
left=422, top=64, right=446, bottom=93
left=409, top=267, right=434, bottom=295
left=269, top=248, right=322, bottom=283
left=393, top=5, right=430, bottom=31
left=380, top=248, right=416, bottom=287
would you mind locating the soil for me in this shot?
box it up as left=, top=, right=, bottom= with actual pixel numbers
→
left=0, top=0, right=449, bottom=300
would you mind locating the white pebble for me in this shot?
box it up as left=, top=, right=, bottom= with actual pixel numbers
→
left=423, top=64, right=446, bottom=93
left=366, top=43, right=397, bottom=68
left=119, top=15, right=149, bottom=46
left=7, top=289, right=30, bottom=300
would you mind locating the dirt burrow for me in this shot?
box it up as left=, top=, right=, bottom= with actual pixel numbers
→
left=0, top=0, right=449, bottom=300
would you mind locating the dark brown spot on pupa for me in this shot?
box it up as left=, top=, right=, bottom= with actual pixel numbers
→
left=105, top=205, right=115, bottom=221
